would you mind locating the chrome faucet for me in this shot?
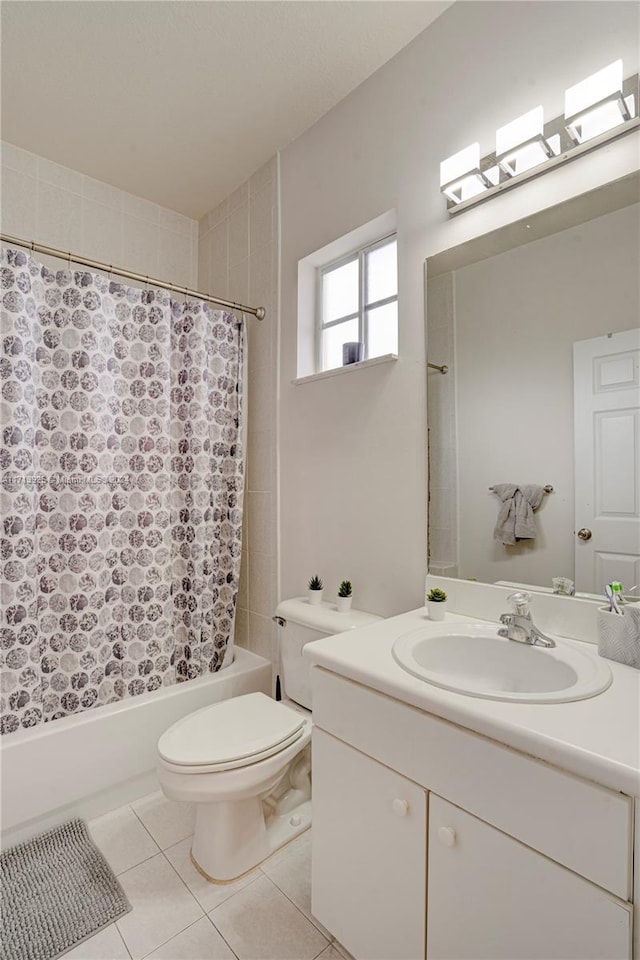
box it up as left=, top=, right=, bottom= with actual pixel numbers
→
left=498, top=592, right=556, bottom=648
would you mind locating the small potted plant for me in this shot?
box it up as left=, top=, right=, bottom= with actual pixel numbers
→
left=426, top=587, right=447, bottom=621
left=336, top=580, right=353, bottom=612
left=308, top=575, right=324, bottom=605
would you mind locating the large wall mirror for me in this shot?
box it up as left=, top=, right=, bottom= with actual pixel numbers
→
left=426, top=173, right=640, bottom=600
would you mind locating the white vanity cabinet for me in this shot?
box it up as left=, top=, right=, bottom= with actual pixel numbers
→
left=310, top=666, right=634, bottom=960
left=313, top=728, right=427, bottom=960
left=428, top=794, right=631, bottom=959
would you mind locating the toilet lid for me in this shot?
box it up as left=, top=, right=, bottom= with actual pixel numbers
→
left=158, top=692, right=306, bottom=768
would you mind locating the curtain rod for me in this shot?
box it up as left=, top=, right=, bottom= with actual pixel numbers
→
left=0, top=232, right=265, bottom=320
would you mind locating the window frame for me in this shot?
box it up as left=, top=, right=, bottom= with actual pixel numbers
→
left=316, top=232, right=397, bottom=372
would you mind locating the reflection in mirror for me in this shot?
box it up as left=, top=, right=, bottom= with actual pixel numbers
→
left=426, top=174, right=640, bottom=599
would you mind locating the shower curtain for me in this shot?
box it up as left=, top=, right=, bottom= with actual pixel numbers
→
left=0, top=247, right=245, bottom=734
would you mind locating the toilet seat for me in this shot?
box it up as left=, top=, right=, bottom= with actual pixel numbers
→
left=158, top=692, right=306, bottom=773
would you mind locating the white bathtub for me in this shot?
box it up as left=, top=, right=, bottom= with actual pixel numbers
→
left=0, top=648, right=271, bottom=847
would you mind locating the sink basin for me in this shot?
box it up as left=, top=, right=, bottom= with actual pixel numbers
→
left=391, top=623, right=613, bottom=703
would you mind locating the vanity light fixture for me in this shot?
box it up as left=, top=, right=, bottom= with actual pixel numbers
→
left=565, top=60, right=634, bottom=144
left=441, top=59, right=639, bottom=215
left=439, top=143, right=495, bottom=205
left=495, top=106, right=560, bottom=177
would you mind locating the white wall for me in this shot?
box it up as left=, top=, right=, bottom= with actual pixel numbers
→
left=278, top=1, right=640, bottom=617
left=454, top=203, right=639, bottom=586
left=1, top=141, right=198, bottom=288
left=198, top=159, right=280, bottom=674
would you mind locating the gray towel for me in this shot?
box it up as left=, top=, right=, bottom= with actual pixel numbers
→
left=493, top=483, right=545, bottom=545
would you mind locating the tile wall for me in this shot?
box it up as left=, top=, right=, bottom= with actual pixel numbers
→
left=198, top=158, right=279, bottom=675
left=1, top=141, right=198, bottom=288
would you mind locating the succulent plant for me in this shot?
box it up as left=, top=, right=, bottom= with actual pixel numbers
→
left=427, top=587, right=447, bottom=603
left=308, top=575, right=324, bottom=591
left=338, top=579, right=353, bottom=598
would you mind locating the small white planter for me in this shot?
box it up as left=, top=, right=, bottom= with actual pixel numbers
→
left=308, top=588, right=323, bottom=605
left=427, top=600, right=447, bottom=621
left=336, top=596, right=353, bottom=612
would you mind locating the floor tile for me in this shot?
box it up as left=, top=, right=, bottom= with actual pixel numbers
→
left=261, top=831, right=331, bottom=937
left=131, top=790, right=195, bottom=850
left=147, top=916, right=235, bottom=960
left=164, top=837, right=261, bottom=913
left=210, top=874, right=328, bottom=960
left=89, top=804, right=159, bottom=875
left=65, top=923, right=130, bottom=960
left=260, top=829, right=311, bottom=896
left=116, top=853, right=203, bottom=960
left=332, top=942, right=356, bottom=960
left=315, top=946, right=347, bottom=960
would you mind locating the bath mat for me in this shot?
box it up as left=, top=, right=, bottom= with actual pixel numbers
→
left=0, top=818, right=131, bottom=960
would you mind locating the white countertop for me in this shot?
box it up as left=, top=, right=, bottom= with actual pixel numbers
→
left=304, top=607, right=640, bottom=797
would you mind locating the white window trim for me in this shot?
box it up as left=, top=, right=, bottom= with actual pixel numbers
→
left=292, top=352, right=397, bottom=386
left=296, top=209, right=397, bottom=380
left=316, top=233, right=397, bottom=372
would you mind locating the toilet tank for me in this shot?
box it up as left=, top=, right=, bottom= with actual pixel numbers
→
left=274, top=598, right=382, bottom=710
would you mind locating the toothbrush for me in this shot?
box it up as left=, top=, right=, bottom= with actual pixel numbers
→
left=605, top=583, right=621, bottom=614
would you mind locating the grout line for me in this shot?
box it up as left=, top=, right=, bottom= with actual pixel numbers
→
left=267, top=878, right=332, bottom=942
left=128, top=802, right=166, bottom=851
left=138, top=915, right=207, bottom=960
left=159, top=845, right=205, bottom=915
left=122, top=847, right=206, bottom=960
left=258, top=834, right=334, bottom=942
left=207, top=869, right=321, bottom=959
left=204, top=913, right=240, bottom=960
left=87, top=803, right=161, bottom=876
left=113, top=922, right=133, bottom=960
left=256, top=867, right=331, bottom=945
left=114, top=847, right=161, bottom=877
left=333, top=941, right=355, bottom=960
left=127, top=793, right=194, bottom=852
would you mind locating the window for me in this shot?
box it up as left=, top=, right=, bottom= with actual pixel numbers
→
left=318, top=235, right=398, bottom=372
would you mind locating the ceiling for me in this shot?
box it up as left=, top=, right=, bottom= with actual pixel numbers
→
left=1, top=1, right=451, bottom=219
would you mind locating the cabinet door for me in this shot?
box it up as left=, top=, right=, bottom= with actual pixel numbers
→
left=427, top=795, right=631, bottom=960
left=312, top=728, right=427, bottom=960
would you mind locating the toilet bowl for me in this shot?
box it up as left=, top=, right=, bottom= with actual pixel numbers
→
left=157, top=598, right=381, bottom=881
left=158, top=692, right=312, bottom=880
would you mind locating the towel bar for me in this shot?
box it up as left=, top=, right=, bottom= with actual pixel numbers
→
left=489, top=484, right=554, bottom=493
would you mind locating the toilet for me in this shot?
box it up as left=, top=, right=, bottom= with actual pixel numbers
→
left=157, top=597, right=381, bottom=882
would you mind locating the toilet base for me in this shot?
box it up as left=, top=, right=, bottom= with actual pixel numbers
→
left=191, top=797, right=312, bottom=882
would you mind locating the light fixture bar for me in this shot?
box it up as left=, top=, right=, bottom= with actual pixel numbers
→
left=440, top=69, right=639, bottom=216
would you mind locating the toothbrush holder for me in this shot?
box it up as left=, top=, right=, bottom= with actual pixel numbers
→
left=597, top=605, right=640, bottom=669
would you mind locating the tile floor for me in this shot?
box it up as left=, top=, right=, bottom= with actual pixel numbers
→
left=72, top=790, right=349, bottom=960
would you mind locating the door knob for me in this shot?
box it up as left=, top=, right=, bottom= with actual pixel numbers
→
left=392, top=798, right=409, bottom=817
left=577, top=528, right=592, bottom=541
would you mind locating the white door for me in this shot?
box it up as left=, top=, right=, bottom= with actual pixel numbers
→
left=574, top=329, right=640, bottom=593
left=427, top=795, right=632, bottom=960
left=311, top=728, right=427, bottom=960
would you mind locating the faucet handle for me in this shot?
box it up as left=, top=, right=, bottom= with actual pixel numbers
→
left=507, top=591, right=531, bottom=616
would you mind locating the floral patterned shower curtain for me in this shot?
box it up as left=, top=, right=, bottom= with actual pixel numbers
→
left=0, top=247, right=245, bottom=735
